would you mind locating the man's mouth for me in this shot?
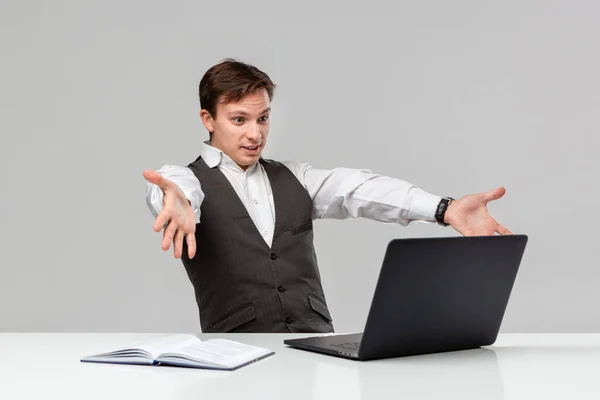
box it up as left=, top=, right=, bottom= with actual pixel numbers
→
left=242, top=145, right=260, bottom=151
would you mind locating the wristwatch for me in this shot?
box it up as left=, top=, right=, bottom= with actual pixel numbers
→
left=435, top=197, right=454, bottom=226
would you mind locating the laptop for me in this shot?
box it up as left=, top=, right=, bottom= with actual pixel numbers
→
left=284, top=234, right=528, bottom=360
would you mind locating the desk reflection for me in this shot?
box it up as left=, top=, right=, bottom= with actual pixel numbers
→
left=171, top=347, right=503, bottom=400
left=312, top=348, right=503, bottom=400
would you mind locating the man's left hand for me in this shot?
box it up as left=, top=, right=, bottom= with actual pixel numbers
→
left=444, top=187, right=513, bottom=236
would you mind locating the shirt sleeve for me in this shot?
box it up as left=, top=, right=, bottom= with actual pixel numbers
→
left=282, top=161, right=442, bottom=226
left=145, top=165, right=204, bottom=223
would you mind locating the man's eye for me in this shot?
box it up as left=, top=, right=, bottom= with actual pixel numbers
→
left=233, top=117, right=244, bottom=123
left=259, top=115, right=269, bottom=122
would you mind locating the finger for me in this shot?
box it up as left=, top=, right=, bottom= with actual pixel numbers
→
left=143, top=170, right=173, bottom=192
left=143, top=170, right=162, bottom=185
left=162, top=221, right=177, bottom=251
left=483, top=187, right=506, bottom=202
left=153, top=210, right=171, bottom=232
left=173, top=229, right=184, bottom=258
left=495, top=223, right=513, bottom=235
left=186, top=233, right=197, bottom=259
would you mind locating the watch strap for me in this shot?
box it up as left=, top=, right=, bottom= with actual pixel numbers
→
left=435, top=197, right=454, bottom=226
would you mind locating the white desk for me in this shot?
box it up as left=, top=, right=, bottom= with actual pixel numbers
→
left=1, top=333, right=599, bottom=399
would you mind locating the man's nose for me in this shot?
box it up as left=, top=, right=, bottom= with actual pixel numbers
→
left=247, top=124, right=262, bottom=141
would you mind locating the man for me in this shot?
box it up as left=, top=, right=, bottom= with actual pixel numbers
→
left=144, top=58, right=512, bottom=334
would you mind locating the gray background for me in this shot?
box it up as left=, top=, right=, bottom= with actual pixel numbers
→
left=1, top=1, right=598, bottom=333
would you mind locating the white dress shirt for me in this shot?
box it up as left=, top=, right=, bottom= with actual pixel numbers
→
left=146, top=142, right=442, bottom=247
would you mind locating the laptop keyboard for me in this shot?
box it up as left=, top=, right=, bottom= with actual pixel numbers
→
left=331, top=341, right=360, bottom=351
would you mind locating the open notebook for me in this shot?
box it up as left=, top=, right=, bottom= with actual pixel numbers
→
left=81, top=334, right=274, bottom=371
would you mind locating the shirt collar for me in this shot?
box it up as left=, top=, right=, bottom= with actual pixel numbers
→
left=198, top=141, right=222, bottom=168
left=199, top=141, right=259, bottom=172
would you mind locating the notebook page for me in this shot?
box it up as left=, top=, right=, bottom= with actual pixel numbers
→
left=91, top=334, right=200, bottom=359
left=117, top=334, right=201, bottom=359
left=174, top=338, right=272, bottom=367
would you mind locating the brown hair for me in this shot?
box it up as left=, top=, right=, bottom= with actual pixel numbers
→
left=199, top=58, right=276, bottom=121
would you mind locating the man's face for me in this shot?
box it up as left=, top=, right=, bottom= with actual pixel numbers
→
left=201, top=89, right=271, bottom=170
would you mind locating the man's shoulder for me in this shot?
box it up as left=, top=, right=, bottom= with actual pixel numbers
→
left=260, top=158, right=311, bottom=189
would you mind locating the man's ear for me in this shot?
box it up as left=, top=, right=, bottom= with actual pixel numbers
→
left=200, top=109, right=214, bottom=133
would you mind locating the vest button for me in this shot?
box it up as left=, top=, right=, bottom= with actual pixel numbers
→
left=270, top=253, right=278, bottom=260
left=277, top=285, right=286, bottom=293
left=285, top=316, right=294, bottom=324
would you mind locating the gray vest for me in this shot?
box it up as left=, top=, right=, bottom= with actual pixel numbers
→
left=180, top=156, right=335, bottom=334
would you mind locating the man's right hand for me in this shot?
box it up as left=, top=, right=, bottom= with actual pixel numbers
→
left=143, top=170, right=197, bottom=259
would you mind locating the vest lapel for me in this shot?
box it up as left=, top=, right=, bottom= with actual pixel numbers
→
left=259, top=159, right=286, bottom=249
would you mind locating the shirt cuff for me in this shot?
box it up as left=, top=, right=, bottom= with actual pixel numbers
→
left=407, top=189, right=442, bottom=222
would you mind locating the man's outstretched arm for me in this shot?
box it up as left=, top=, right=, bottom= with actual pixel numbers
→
left=297, top=164, right=440, bottom=224
left=284, top=162, right=512, bottom=236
